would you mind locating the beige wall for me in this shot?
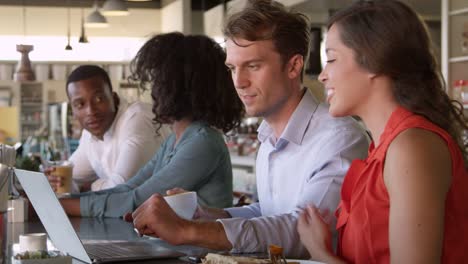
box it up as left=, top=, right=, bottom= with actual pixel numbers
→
left=161, top=0, right=191, bottom=34
left=204, top=4, right=224, bottom=38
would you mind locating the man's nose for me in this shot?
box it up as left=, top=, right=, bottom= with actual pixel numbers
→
left=232, top=69, right=250, bottom=89
left=85, top=102, right=98, bottom=115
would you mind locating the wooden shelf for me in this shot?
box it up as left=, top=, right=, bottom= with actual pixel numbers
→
left=443, top=0, right=468, bottom=97
left=21, top=121, right=42, bottom=126
left=449, top=7, right=468, bottom=16
left=449, top=56, right=468, bottom=63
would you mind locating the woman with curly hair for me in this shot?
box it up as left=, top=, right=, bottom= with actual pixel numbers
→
left=60, top=32, right=244, bottom=218
left=297, top=0, right=468, bottom=263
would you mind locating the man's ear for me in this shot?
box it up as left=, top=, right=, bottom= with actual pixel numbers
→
left=112, top=92, right=120, bottom=110
left=287, top=54, right=304, bottom=79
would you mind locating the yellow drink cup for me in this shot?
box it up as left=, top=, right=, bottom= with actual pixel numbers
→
left=48, top=160, right=73, bottom=194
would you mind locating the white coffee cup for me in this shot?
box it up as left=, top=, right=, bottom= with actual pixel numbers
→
left=164, top=191, right=197, bottom=220
left=19, top=233, right=47, bottom=252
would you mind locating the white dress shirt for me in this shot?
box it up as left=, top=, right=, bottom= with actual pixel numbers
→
left=218, top=89, right=370, bottom=258
left=70, top=99, right=170, bottom=191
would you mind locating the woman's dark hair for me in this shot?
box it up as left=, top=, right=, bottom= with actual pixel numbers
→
left=129, top=32, right=244, bottom=133
left=328, top=0, right=467, bottom=159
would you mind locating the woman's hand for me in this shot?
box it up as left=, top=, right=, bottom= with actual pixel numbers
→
left=297, top=205, right=342, bottom=263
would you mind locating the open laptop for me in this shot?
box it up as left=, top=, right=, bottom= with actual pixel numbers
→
left=15, top=169, right=185, bottom=263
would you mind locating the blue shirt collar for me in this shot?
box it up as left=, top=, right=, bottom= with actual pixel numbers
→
left=257, top=89, right=319, bottom=147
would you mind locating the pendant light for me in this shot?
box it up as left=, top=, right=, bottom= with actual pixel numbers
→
left=65, top=1, right=72, bottom=50
left=85, top=0, right=109, bottom=28
left=101, top=0, right=129, bottom=16
left=79, top=8, right=89, bottom=43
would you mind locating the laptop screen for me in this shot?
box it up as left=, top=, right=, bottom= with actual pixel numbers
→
left=15, top=169, right=92, bottom=263
left=15, top=169, right=185, bottom=264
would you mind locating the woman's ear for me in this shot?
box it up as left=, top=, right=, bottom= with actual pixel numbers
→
left=287, top=54, right=304, bottom=79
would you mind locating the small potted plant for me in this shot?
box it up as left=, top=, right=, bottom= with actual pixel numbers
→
left=12, top=250, right=72, bottom=264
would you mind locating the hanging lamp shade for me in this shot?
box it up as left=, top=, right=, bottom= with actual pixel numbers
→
left=65, top=2, right=72, bottom=51
left=79, top=9, right=89, bottom=43
left=79, top=33, right=89, bottom=43
left=101, top=0, right=129, bottom=16
left=85, top=2, right=109, bottom=28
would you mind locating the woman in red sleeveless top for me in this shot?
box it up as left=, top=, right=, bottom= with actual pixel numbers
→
left=297, top=1, right=468, bottom=263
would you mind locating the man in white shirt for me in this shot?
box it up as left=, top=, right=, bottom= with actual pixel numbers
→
left=47, top=65, right=169, bottom=192
left=128, top=0, right=368, bottom=258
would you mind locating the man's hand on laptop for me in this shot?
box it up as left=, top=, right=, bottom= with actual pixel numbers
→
left=130, top=193, right=192, bottom=245
left=127, top=192, right=233, bottom=250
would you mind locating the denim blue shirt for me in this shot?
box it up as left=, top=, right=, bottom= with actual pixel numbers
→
left=219, top=89, right=369, bottom=258
left=76, top=121, right=233, bottom=217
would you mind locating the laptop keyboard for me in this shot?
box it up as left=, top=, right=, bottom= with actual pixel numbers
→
left=84, top=241, right=161, bottom=260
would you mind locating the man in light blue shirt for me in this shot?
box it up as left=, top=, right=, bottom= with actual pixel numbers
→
left=129, top=0, right=369, bottom=258
left=219, top=89, right=367, bottom=257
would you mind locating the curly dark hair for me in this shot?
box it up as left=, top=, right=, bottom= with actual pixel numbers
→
left=129, top=32, right=244, bottom=133
left=328, top=0, right=467, bottom=161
